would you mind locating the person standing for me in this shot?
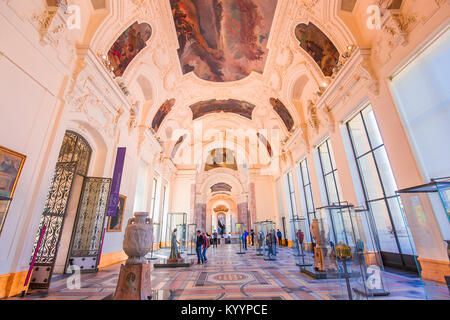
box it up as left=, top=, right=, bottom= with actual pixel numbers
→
left=250, top=229, right=255, bottom=246
left=196, top=230, right=204, bottom=265
left=213, top=230, right=218, bottom=248
left=202, top=232, right=209, bottom=263
left=272, top=229, right=277, bottom=255
left=266, top=233, right=274, bottom=259
left=243, top=230, right=248, bottom=250
left=277, top=229, right=283, bottom=246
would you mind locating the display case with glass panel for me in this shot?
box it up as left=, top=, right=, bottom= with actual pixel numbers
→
left=176, top=223, right=187, bottom=252
left=291, top=217, right=313, bottom=269
left=315, top=204, right=370, bottom=300
left=396, top=178, right=450, bottom=297
left=260, top=220, right=276, bottom=260
left=235, top=223, right=245, bottom=254
left=164, top=212, right=186, bottom=249
left=147, top=222, right=160, bottom=260
left=255, top=222, right=263, bottom=256
left=315, top=204, right=406, bottom=299
left=187, top=223, right=197, bottom=255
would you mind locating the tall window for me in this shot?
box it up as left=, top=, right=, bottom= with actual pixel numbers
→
left=317, top=139, right=342, bottom=205
left=346, top=106, right=415, bottom=260
left=150, top=178, right=158, bottom=220
left=285, top=171, right=298, bottom=218
left=297, top=159, right=315, bottom=241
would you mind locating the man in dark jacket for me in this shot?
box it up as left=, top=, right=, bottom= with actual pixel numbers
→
left=277, top=229, right=283, bottom=246
left=196, top=230, right=205, bottom=264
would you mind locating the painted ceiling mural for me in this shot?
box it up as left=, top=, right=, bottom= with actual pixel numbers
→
left=171, top=134, right=187, bottom=158
left=211, top=183, right=232, bottom=193
left=108, top=21, right=152, bottom=77
left=152, top=98, right=176, bottom=132
left=270, top=98, right=294, bottom=132
left=205, top=148, right=238, bottom=171
left=257, top=132, right=273, bottom=157
left=170, top=0, right=278, bottom=82
left=294, top=23, right=339, bottom=77
left=190, top=99, right=255, bottom=120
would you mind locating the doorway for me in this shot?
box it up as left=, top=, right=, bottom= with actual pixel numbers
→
left=29, top=131, right=111, bottom=288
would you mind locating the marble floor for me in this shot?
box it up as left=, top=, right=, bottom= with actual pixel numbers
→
left=6, top=244, right=449, bottom=300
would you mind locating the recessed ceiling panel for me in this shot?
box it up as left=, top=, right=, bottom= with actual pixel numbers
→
left=108, top=22, right=152, bottom=77
left=270, top=98, right=294, bottom=131
left=295, top=23, right=339, bottom=77
left=152, top=99, right=176, bottom=132
left=190, top=99, right=255, bottom=120
left=170, top=0, right=278, bottom=82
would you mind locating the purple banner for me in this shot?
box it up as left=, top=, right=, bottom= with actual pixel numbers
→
left=106, top=147, right=126, bottom=216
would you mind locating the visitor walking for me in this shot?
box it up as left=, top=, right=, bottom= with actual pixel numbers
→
left=272, top=229, right=277, bottom=255
left=266, top=233, right=274, bottom=259
left=277, top=229, right=283, bottom=246
left=250, top=229, right=255, bottom=246
left=195, top=230, right=205, bottom=264
left=202, top=232, right=209, bottom=263
left=213, top=230, right=218, bottom=248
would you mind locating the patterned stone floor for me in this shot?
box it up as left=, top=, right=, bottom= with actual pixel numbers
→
left=5, top=243, right=449, bottom=300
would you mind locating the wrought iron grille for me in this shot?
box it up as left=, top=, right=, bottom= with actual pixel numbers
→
left=57, top=130, right=91, bottom=176
left=30, top=131, right=92, bottom=288
left=69, top=177, right=111, bottom=258
left=31, top=162, right=77, bottom=265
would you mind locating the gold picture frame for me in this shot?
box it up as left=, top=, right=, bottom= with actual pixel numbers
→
left=0, top=146, right=26, bottom=234
left=107, top=194, right=127, bottom=232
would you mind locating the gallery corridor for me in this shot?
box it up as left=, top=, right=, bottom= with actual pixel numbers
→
left=7, top=243, right=449, bottom=301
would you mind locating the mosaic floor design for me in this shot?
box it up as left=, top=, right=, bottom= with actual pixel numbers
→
left=5, top=244, right=449, bottom=300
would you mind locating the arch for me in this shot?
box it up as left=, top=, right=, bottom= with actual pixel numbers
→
left=292, top=74, right=310, bottom=101
left=136, top=75, right=153, bottom=101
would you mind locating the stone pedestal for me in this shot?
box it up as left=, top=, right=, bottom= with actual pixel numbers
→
left=113, top=263, right=152, bottom=300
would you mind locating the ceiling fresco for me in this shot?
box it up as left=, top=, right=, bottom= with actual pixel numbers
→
left=257, top=132, right=273, bottom=157
left=294, top=22, right=339, bottom=77
left=152, top=98, right=176, bottom=132
left=270, top=98, right=294, bottom=132
left=205, top=148, right=238, bottom=171
left=211, top=183, right=232, bottom=193
left=108, top=21, right=152, bottom=77
left=171, top=134, right=187, bottom=158
left=170, top=0, right=278, bottom=82
left=190, top=99, right=255, bottom=120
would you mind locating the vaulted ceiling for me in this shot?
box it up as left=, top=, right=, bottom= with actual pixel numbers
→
left=62, top=0, right=379, bottom=163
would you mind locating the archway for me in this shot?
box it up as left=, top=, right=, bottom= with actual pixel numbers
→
left=29, top=130, right=111, bottom=288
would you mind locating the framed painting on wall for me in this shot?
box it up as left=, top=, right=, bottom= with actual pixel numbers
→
left=0, top=146, right=26, bottom=234
left=107, top=194, right=127, bottom=232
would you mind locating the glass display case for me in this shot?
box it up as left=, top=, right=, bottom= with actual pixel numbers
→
left=187, top=223, right=197, bottom=256
left=255, top=222, right=263, bottom=256
left=147, top=222, right=160, bottom=260
left=164, top=212, right=187, bottom=249
left=235, top=223, right=245, bottom=254
left=315, top=204, right=395, bottom=300
left=176, top=223, right=187, bottom=252
left=260, top=220, right=276, bottom=260
left=291, top=217, right=313, bottom=269
left=396, top=177, right=450, bottom=298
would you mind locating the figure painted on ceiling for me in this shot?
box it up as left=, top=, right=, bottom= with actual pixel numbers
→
left=295, top=23, right=339, bottom=77
left=108, top=22, right=152, bottom=77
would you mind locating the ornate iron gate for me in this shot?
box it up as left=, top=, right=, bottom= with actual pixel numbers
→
left=30, top=131, right=92, bottom=288
left=66, top=177, right=111, bottom=272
